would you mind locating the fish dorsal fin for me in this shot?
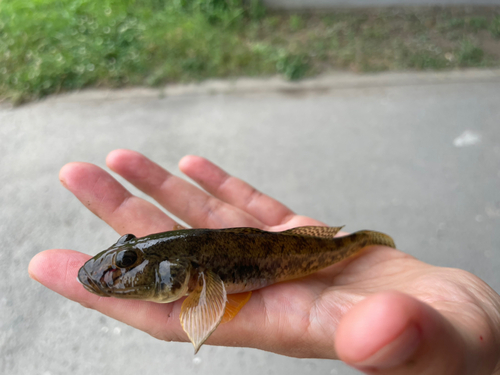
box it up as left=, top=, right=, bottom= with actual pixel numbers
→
left=220, top=292, right=252, bottom=324
left=115, top=233, right=137, bottom=246
left=280, top=226, right=344, bottom=238
left=180, top=270, right=227, bottom=354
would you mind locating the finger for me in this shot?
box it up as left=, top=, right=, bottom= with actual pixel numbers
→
left=106, top=149, right=263, bottom=229
left=178, top=155, right=296, bottom=226
left=59, top=162, right=177, bottom=237
left=28, top=249, right=187, bottom=343
left=335, top=291, right=496, bottom=375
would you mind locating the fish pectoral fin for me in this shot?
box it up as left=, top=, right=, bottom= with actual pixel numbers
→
left=221, top=291, right=252, bottom=324
left=180, top=270, right=227, bottom=354
left=281, top=226, right=344, bottom=238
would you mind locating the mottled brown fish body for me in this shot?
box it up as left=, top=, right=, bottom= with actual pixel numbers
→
left=134, top=227, right=395, bottom=292
left=78, top=226, right=396, bottom=353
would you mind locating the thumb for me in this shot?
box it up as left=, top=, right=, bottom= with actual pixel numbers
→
left=335, top=291, right=476, bottom=375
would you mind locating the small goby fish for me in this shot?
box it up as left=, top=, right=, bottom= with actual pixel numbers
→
left=78, top=226, right=395, bottom=353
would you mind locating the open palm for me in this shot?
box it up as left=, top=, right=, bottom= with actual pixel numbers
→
left=29, top=150, right=500, bottom=375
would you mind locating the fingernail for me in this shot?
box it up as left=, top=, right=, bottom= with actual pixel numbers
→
left=354, top=324, right=421, bottom=370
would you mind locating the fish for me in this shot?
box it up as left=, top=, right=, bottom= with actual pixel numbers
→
left=77, top=226, right=395, bottom=353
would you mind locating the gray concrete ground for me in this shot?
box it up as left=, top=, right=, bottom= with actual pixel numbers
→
left=1, top=70, right=499, bottom=375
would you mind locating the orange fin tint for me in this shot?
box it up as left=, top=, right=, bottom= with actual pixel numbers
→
left=221, top=291, right=252, bottom=324
left=173, top=224, right=187, bottom=230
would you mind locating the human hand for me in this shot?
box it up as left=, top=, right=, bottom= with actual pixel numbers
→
left=29, top=150, right=500, bottom=375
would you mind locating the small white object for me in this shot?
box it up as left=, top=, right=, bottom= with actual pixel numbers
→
left=453, top=131, right=481, bottom=147
left=192, top=357, right=202, bottom=365
left=113, top=327, right=121, bottom=335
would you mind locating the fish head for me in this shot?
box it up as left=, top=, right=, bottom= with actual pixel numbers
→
left=78, top=233, right=191, bottom=303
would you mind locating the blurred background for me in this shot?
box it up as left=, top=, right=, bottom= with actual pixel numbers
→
left=1, top=1, right=499, bottom=374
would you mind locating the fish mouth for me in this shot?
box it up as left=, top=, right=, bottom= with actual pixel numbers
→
left=77, top=266, right=110, bottom=297
left=77, top=266, right=149, bottom=298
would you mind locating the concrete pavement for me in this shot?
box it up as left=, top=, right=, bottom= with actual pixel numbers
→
left=1, top=70, right=499, bottom=375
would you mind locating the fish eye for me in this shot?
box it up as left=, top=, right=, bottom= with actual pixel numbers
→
left=115, top=249, right=138, bottom=268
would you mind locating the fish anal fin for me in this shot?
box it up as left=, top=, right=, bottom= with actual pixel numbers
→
left=281, top=226, right=344, bottom=238
left=221, top=291, right=252, bottom=324
left=180, top=270, right=227, bottom=354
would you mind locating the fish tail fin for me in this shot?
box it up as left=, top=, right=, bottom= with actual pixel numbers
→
left=354, top=230, right=396, bottom=249
left=320, top=230, right=396, bottom=266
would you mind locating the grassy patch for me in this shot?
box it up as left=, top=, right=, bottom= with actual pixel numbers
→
left=1, top=2, right=500, bottom=103
left=491, top=16, right=500, bottom=38
left=458, top=40, right=485, bottom=66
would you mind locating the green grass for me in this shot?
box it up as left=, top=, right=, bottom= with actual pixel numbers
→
left=1, top=1, right=500, bottom=103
